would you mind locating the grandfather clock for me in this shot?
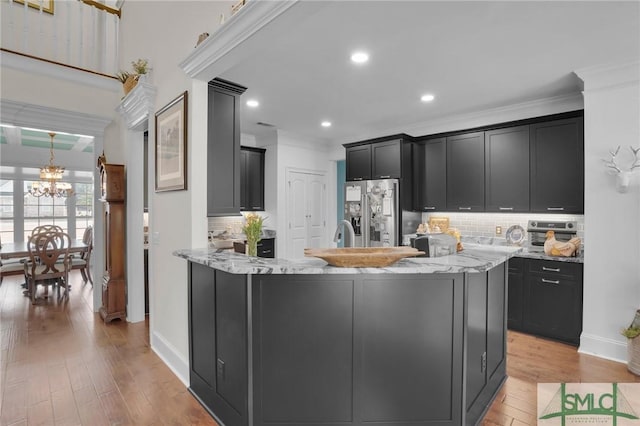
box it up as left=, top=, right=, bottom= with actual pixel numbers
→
left=99, top=161, right=126, bottom=322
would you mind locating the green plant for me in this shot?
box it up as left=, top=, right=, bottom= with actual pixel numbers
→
left=131, top=58, right=149, bottom=75
left=242, top=213, right=264, bottom=256
left=622, top=309, right=640, bottom=339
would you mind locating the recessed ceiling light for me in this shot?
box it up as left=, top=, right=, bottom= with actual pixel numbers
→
left=246, top=99, right=259, bottom=108
left=350, top=51, right=369, bottom=64
left=421, top=94, right=435, bottom=102
left=321, top=121, right=332, bottom=128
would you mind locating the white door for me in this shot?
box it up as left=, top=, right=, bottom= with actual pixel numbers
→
left=286, top=170, right=327, bottom=259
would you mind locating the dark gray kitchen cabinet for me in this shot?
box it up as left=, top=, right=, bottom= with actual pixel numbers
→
left=530, top=117, right=584, bottom=214
left=257, top=237, right=274, bottom=258
left=345, top=144, right=371, bottom=181
left=207, top=78, right=247, bottom=217
left=189, top=263, right=249, bottom=426
left=371, top=139, right=402, bottom=179
left=414, top=137, right=447, bottom=211
left=507, top=257, right=524, bottom=331
left=523, top=259, right=583, bottom=345
left=240, top=147, right=265, bottom=211
left=446, top=132, right=485, bottom=211
left=485, top=126, right=530, bottom=212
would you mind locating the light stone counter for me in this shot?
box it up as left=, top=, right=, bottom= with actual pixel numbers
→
left=173, top=243, right=523, bottom=275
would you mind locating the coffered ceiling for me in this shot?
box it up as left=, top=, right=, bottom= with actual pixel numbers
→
left=0, top=126, right=93, bottom=153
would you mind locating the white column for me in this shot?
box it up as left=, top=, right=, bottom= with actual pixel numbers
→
left=575, top=60, right=640, bottom=362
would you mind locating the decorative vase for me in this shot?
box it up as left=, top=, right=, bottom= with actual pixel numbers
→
left=628, top=337, right=640, bottom=375
left=247, top=239, right=258, bottom=257
left=123, top=74, right=139, bottom=95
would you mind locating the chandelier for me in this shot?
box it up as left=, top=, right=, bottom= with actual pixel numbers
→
left=27, top=132, right=75, bottom=198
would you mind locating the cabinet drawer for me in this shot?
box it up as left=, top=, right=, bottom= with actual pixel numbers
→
left=527, top=259, right=581, bottom=278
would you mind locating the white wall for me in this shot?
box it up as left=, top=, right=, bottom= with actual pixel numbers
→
left=576, top=61, right=640, bottom=362
left=118, top=0, right=234, bottom=385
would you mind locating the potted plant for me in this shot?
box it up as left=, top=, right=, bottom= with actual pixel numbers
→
left=622, top=309, right=640, bottom=375
left=116, top=58, right=150, bottom=96
left=242, top=213, right=264, bottom=257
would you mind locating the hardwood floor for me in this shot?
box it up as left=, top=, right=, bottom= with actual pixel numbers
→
left=1, top=273, right=637, bottom=426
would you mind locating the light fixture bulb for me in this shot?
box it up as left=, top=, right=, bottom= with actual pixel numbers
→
left=350, top=51, right=369, bottom=64
left=421, top=94, right=435, bottom=102
left=321, top=121, right=332, bottom=128
left=246, top=99, right=259, bottom=108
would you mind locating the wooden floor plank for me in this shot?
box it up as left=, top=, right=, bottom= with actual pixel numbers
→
left=1, top=274, right=636, bottom=426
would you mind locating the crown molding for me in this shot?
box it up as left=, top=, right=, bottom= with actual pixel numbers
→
left=178, top=0, right=300, bottom=81
left=116, top=76, right=157, bottom=131
left=0, top=99, right=112, bottom=136
left=574, top=59, right=640, bottom=92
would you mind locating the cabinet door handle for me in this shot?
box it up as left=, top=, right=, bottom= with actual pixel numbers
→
left=458, top=207, right=472, bottom=210
left=353, top=177, right=363, bottom=181
left=542, top=267, right=560, bottom=272
left=547, top=207, right=565, bottom=211
left=378, top=175, right=391, bottom=179
left=541, top=278, right=560, bottom=285
left=424, top=206, right=436, bottom=210
left=252, top=207, right=261, bottom=210
left=499, top=207, right=514, bottom=211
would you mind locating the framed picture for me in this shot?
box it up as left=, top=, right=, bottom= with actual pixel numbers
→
left=13, top=0, right=54, bottom=14
left=155, top=91, right=188, bottom=192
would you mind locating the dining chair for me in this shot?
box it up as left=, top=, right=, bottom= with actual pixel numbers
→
left=30, top=224, right=64, bottom=237
left=69, top=226, right=93, bottom=285
left=24, top=230, right=72, bottom=304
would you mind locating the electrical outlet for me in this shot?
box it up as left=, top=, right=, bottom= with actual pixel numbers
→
left=495, top=226, right=502, bottom=235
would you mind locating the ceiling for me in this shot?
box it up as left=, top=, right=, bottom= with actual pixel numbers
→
left=219, top=1, right=640, bottom=145
left=0, top=126, right=93, bottom=153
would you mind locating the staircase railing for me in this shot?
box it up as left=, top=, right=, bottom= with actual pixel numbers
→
left=1, top=0, right=121, bottom=77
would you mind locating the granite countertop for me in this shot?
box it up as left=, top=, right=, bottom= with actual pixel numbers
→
left=459, top=236, right=584, bottom=264
left=173, top=243, right=523, bottom=275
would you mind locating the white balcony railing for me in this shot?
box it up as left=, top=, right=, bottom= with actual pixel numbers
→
left=1, top=0, right=120, bottom=76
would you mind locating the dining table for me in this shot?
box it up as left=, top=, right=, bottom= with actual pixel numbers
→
left=1, top=239, right=89, bottom=259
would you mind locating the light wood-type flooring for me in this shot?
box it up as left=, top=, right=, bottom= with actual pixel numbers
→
left=1, top=273, right=637, bottom=425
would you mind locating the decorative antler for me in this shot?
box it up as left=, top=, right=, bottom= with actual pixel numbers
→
left=603, top=145, right=621, bottom=173
left=631, top=146, right=640, bottom=171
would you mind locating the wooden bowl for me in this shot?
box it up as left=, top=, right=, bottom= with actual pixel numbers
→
left=303, top=247, right=424, bottom=267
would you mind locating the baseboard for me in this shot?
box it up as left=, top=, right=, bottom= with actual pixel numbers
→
left=151, top=330, right=190, bottom=387
left=579, top=332, right=628, bottom=364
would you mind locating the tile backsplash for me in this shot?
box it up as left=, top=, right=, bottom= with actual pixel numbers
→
left=422, top=212, right=584, bottom=245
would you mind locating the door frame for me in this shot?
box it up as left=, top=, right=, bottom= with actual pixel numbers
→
left=285, top=167, right=327, bottom=259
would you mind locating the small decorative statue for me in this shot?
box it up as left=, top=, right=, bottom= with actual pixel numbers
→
left=603, top=145, right=640, bottom=193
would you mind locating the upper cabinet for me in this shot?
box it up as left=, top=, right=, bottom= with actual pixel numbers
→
left=485, top=125, right=530, bottom=212
left=207, top=78, right=247, bottom=217
left=446, top=132, right=485, bottom=211
left=345, top=138, right=404, bottom=181
left=240, top=147, right=265, bottom=212
left=345, top=144, right=372, bottom=181
left=371, top=139, right=402, bottom=179
left=530, top=117, right=584, bottom=214
left=413, top=137, right=447, bottom=212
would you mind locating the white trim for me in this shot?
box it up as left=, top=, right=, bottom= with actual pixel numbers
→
left=151, top=330, right=190, bottom=387
left=115, top=76, right=157, bottom=132
left=178, top=0, right=302, bottom=80
left=578, top=332, right=628, bottom=364
left=0, top=49, right=120, bottom=93
left=574, top=59, right=640, bottom=92
left=0, top=99, right=113, bottom=137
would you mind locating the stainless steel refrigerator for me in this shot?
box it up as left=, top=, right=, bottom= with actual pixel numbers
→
left=343, top=179, right=400, bottom=247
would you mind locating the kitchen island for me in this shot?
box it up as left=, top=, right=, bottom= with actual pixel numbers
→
left=174, top=244, right=522, bottom=426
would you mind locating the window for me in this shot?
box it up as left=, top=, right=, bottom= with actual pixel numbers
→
left=0, top=166, right=94, bottom=242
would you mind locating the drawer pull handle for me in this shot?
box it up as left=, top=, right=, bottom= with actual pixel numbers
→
left=541, top=278, right=560, bottom=284
left=378, top=175, right=391, bottom=179
left=424, top=206, right=436, bottom=210
left=547, top=207, right=565, bottom=211
left=353, top=177, right=363, bottom=181
left=252, top=207, right=262, bottom=209
left=542, top=267, right=560, bottom=272
left=459, top=207, right=472, bottom=210
left=499, top=207, right=514, bottom=211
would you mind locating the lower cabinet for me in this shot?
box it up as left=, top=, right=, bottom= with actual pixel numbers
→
left=257, top=238, right=274, bottom=258
left=507, top=257, right=583, bottom=345
left=188, top=263, right=507, bottom=426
